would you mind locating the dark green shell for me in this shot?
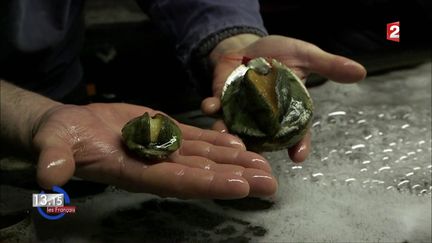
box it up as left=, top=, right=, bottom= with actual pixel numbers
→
left=221, top=58, right=313, bottom=151
left=121, top=112, right=182, bottom=160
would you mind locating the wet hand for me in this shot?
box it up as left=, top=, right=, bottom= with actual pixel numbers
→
left=32, top=103, right=277, bottom=199
left=202, top=35, right=367, bottom=162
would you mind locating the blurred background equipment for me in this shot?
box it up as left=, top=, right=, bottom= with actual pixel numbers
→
left=81, top=0, right=431, bottom=113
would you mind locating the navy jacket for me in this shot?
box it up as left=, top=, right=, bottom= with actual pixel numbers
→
left=0, top=0, right=266, bottom=100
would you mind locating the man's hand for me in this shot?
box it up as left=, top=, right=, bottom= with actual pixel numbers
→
left=202, top=34, right=367, bottom=162
left=33, top=103, right=277, bottom=199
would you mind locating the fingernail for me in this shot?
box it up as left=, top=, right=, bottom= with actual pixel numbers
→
left=205, top=102, right=219, bottom=114
left=46, top=159, right=66, bottom=169
left=343, top=61, right=363, bottom=69
left=227, top=178, right=246, bottom=184
left=229, top=139, right=245, bottom=149
left=250, top=174, right=277, bottom=196
left=252, top=174, right=274, bottom=180
left=251, top=158, right=271, bottom=172
left=208, top=103, right=217, bottom=109
left=252, top=158, right=268, bottom=166
left=296, top=144, right=307, bottom=153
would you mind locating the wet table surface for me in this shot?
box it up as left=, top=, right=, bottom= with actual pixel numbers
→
left=1, top=63, right=431, bottom=242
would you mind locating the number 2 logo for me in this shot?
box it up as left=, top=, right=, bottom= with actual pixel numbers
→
left=387, top=21, right=400, bottom=42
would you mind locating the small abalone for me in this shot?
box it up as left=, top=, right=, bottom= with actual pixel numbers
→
left=121, top=112, right=182, bottom=160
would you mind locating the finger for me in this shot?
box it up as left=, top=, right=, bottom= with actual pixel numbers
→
left=201, top=97, right=221, bottom=115
left=180, top=123, right=245, bottom=150
left=168, top=153, right=216, bottom=169
left=243, top=169, right=278, bottom=197
left=77, top=151, right=275, bottom=199
left=35, top=140, right=76, bottom=190
left=288, top=131, right=311, bottom=163
left=169, top=153, right=247, bottom=174
left=169, top=153, right=277, bottom=195
left=133, top=162, right=250, bottom=199
left=304, top=45, right=367, bottom=83
left=179, top=140, right=271, bottom=172
left=211, top=119, right=228, bottom=133
left=157, top=164, right=277, bottom=198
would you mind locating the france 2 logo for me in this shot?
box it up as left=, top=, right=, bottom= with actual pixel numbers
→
left=387, top=21, right=400, bottom=42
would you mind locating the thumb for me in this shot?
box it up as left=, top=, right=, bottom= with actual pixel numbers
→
left=304, top=45, right=367, bottom=83
left=35, top=138, right=75, bottom=190
left=201, top=97, right=221, bottom=116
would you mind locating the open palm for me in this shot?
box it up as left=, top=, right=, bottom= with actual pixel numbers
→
left=32, top=103, right=277, bottom=199
left=202, top=35, right=367, bottom=162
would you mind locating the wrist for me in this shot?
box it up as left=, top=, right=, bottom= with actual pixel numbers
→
left=0, top=80, right=62, bottom=152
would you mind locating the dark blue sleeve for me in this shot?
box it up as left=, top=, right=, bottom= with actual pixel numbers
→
left=0, top=0, right=85, bottom=100
left=138, top=0, right=267, bottom=65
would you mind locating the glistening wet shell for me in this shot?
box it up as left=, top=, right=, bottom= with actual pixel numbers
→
left=221, top=57, right=313, bottom=151
left=121, top=112, right=182, bottom=160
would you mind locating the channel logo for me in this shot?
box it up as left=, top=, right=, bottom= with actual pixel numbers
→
left=387, top=21, right=400, bottom=42
left=32, top=186, right=76, bottom=220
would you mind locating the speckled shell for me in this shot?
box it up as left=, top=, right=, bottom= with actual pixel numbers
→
left=221, top=57, right=313, bottom=151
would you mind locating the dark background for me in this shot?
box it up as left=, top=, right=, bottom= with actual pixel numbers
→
left=81, top=0, right=431, bottom=114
